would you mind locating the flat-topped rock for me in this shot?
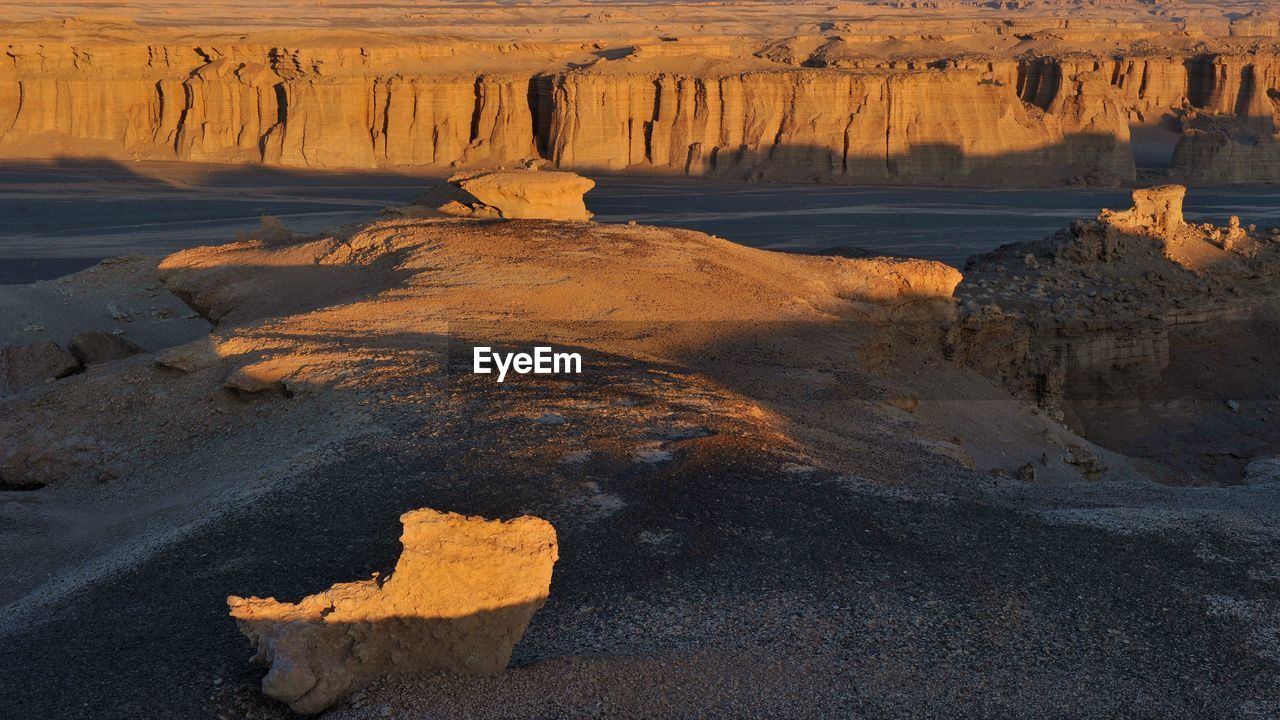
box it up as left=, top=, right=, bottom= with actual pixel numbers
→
left=451, top=170, right=595, bottom=222
left=1100, top=185, right=1187, bottom=237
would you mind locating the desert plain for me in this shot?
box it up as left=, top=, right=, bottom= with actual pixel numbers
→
left=2, top=1, right=1280, bottom=718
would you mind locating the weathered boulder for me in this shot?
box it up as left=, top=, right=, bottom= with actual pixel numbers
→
left=1, top=341, right=81, bottom=393
left=1244, top=456, right=1280, bottom=485
left=68, top=331, right=145, bottom=365
left=227, top=509, right=558, bottom=714
left=451, top=170, right=594, bottom=221
left=155, top=340, right=222, bottom=374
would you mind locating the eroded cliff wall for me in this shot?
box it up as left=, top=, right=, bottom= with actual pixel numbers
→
left=544, top=65, right=1133, bottom=184
left=1, top=39, right=1277, bottom=184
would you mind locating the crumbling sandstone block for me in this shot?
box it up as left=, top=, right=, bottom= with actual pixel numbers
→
left=227, top=509, right=558, bottom=714
left=451, top=170, right=594, bottom=221
left=1100, top=185, right=1186, bottom=236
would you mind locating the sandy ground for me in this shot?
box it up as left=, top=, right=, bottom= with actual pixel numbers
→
left=0, top=202, right=1276, bottom=718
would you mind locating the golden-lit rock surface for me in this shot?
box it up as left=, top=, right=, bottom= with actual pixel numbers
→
left=155, top=209, right=962, bottom=340
left=452, top=170, right=595, bottom=221
left=3, top=1, right=1280, bottom=183
left=228, top=509, right=558, bottom=714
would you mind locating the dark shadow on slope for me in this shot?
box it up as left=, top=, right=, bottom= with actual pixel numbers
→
left=0, top=326, right=1275, bottom=718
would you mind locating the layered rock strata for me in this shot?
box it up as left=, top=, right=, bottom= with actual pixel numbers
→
left=6, top=27, right=1280, bottom=184
left=6, top=0, right=1280, bottom=184
left=0, top=49, right=1120, bottom=184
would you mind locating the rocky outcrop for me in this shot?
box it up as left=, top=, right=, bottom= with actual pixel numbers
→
left=451, top=170, right=595, bottom=221
left=1099, top=185, right=1188, bottom=237
left=1167, top=54, right=1280, bottom=183
left=227, top=509, right=558, bottom=714
left=955, top=185, right=1280, bottom=481
left=68, top=331, right=145, bottom=365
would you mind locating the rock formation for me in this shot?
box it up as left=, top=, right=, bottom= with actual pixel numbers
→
left=68, top=331, right=145, bottom=365
left=4, top=6, right=1280, bottom=184
left=450, top=170, right=595, bottom=221
left=0, top=53, right=1138, bottom=184
left=1, top=341, right=80, bottom=394
left=956, top=184, right=1280, bottom=482
left=1098, top=185, right=1188, bottom=238
left=227, top=509, right=558, bottom=714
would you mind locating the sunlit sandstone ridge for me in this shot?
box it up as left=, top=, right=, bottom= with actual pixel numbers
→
left=3, top=1, right=1280, bottom=184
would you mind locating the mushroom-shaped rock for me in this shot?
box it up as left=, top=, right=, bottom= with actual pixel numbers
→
left=451, top=170, right=595, bottom=221
left=227, top=509, right=558, bottom=714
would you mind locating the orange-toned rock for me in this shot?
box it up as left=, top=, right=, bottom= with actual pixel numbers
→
left=1098, top=185, right=1187, bottom=236
left=451, top=170, right=595, bottom=221
left=227, top=509, right=558, bottom=714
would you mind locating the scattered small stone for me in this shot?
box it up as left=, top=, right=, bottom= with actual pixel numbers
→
left=633, top=449, right=673, bottom=464
left=558, top=450, right=591, bottom=465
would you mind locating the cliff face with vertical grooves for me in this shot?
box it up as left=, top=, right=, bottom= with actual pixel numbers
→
left=2, top=33, right=1280, bottom=185
left=1171, top=54, right=1280, bottom=183
left=543, top=66, right=1133, bottom=184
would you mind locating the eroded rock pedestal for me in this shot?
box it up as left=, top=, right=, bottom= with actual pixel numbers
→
left=448, top=170, right=595, bottom=221
left=228, top=509, right=558, bottom=714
